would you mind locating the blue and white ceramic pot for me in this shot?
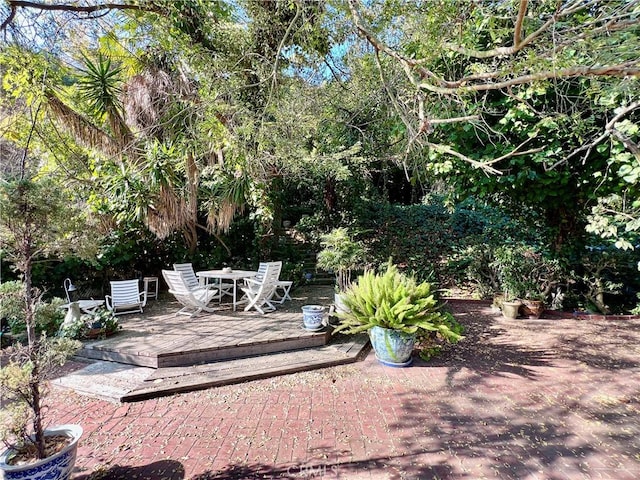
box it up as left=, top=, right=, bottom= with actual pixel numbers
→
left=301, top=305, right=325, bottom=331
left=369, top=326, right=416, bottom=367
left=0, top=424, right=83, bottom=480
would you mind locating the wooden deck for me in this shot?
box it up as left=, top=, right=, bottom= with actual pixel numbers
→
left=57, top=285, right=370, bottom=401
left=78, top=284, right=340, bottom=368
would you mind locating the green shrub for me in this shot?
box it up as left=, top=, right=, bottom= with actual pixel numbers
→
left=0, top=281, right=23, bottom=334
left=59, top=307, right=119, bottom=340
left=316, top=227, right=368, bottom=292
left=492, top=245, right=564, bottom=302
left=0, top=281, right=65, bottom=336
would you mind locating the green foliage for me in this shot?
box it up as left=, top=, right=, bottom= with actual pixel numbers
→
left=0, top=176, right=98, bottom=271
left=316, top=228, right=367, bottom=292
left=0, top=281, right=65, bottom=337
left=571, top=247, right=640, bottom=314
left=0, top=281, right=23, bottom=334
left=59, top=307, right=119, bottom=340
left=492, top=245, right=564, bottom=302
left=335, top=262, right=463, bottom=344
left=456, top=244, right=500, bottom=299
left=0, top=337, right=81, bottom=454
left=77, top=53, right=124, bottom=120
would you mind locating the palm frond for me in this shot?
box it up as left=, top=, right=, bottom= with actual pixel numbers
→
left=45, top=92, right=120, bottom=156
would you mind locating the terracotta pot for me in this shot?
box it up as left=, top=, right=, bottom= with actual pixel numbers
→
left=521, top=300, right=545, bottom=319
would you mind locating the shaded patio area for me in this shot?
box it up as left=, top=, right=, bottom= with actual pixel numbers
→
left=55, top=285, right=369, bottom=401
left=48, top=298, right=640, bottom=479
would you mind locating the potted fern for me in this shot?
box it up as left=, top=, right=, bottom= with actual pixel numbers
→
left=334, top=262, right=464, bottom=366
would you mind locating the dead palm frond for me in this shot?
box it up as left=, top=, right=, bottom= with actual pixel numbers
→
left=45, top=92, right=121, bottom=157
left=203, top=170, right=250, bottom=233
left=147, top=183, right=192, bottom=239
left=123, top=66, right=194, bottom=140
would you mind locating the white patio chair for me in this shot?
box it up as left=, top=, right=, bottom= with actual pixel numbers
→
left=254, top=261, right=292, bottom=304
left=239, top=261, right=281, bottom=314
left=162, top=270, right=218, bottom=318
left=173, top=263, right=204, bottom=290
left=105, top=279, right=146, bottom=315
left=173, top=263, right=232, bottom=297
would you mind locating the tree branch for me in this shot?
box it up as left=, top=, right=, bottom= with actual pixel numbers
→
left=2, top=0, right=161, bottom=31
left=1, top=4, right=16, bottom=31
left=512, top=0, right=528, bottom=46
left=554, top=101, right=640, bottom=169
left=418, top=64, right=640, bottom=94
left=5, top=0, right=159, bottom=15
left=442, top=0, right=582, bottom=59
left=426, top=142, right=502, bottom=175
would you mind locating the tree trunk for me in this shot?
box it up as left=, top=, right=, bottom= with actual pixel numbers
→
left=29, top=358, right=46, bottom=459
left=324, top=177, right=337, bottom=212
left=546, top=205, right=586, bottom=255
left=22, top=232, right=46, bottom=459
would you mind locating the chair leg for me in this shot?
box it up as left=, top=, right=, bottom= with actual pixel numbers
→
left=176, top=306, right=202, bottom=317
left=274, top=283, right=292, bottom=304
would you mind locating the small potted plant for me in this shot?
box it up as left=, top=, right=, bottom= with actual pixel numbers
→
left=334, top=262, right=464, bottom=366
left=0, top=335, right=82, bottom=479
left=0, top=172, right=96, bottom=478
left=492, top=245, right=563, bottom=319
left=316, top=227, right=367, bottom=313
left=59, top=306, right=120, bottom=340
left=85, top=307, right=120, bottom=338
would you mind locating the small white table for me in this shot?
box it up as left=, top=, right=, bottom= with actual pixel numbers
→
left=196, top=269, right=257, bottom=311
left=143, top=276, right=159, bottom=301
left=60, top=299, right=105, bottom=314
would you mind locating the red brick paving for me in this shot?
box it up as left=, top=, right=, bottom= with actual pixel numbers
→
left=46, top=300, right=640, bottom=479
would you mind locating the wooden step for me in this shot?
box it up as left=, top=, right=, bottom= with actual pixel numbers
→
left=122, top=334, right=370, bottom=401
left=76, top=313, right=332, bottom=368
left=54, top=334, right=370, bottom=402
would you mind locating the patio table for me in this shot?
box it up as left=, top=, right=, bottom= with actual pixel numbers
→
left=60, top=299, right=105, bottom=314
left=196, top=269, right=257, bottom=311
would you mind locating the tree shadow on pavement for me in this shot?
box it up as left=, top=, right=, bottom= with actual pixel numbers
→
left=73, top=459, right=185, bottom=480
left=425, top=301, right=555, bottom=381
left=190, top=456, right=455, bottom=479
left=378, top=300, right=640, bottom=479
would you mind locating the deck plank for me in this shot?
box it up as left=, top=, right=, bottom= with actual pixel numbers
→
left=77, top=285, right=337, bottom=368
left=122, top=335, right=370, bottom=401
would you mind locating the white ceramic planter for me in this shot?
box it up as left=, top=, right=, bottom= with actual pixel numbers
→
left=0, top=424, right=83, bottom=480
left=302, top=305, right=325, bottom=331
left=333, top=293, right=350, bottom=314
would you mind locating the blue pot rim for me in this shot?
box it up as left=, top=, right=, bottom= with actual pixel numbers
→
left=301, top=305, right=324, bottom=312
left=0, top=424, right=83, bottom=472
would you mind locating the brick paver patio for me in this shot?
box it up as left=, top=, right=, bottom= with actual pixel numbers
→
left=48, top=300, right=640, bottom=479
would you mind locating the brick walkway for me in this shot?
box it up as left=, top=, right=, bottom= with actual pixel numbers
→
left=48, top=300, right=640, bottom=479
